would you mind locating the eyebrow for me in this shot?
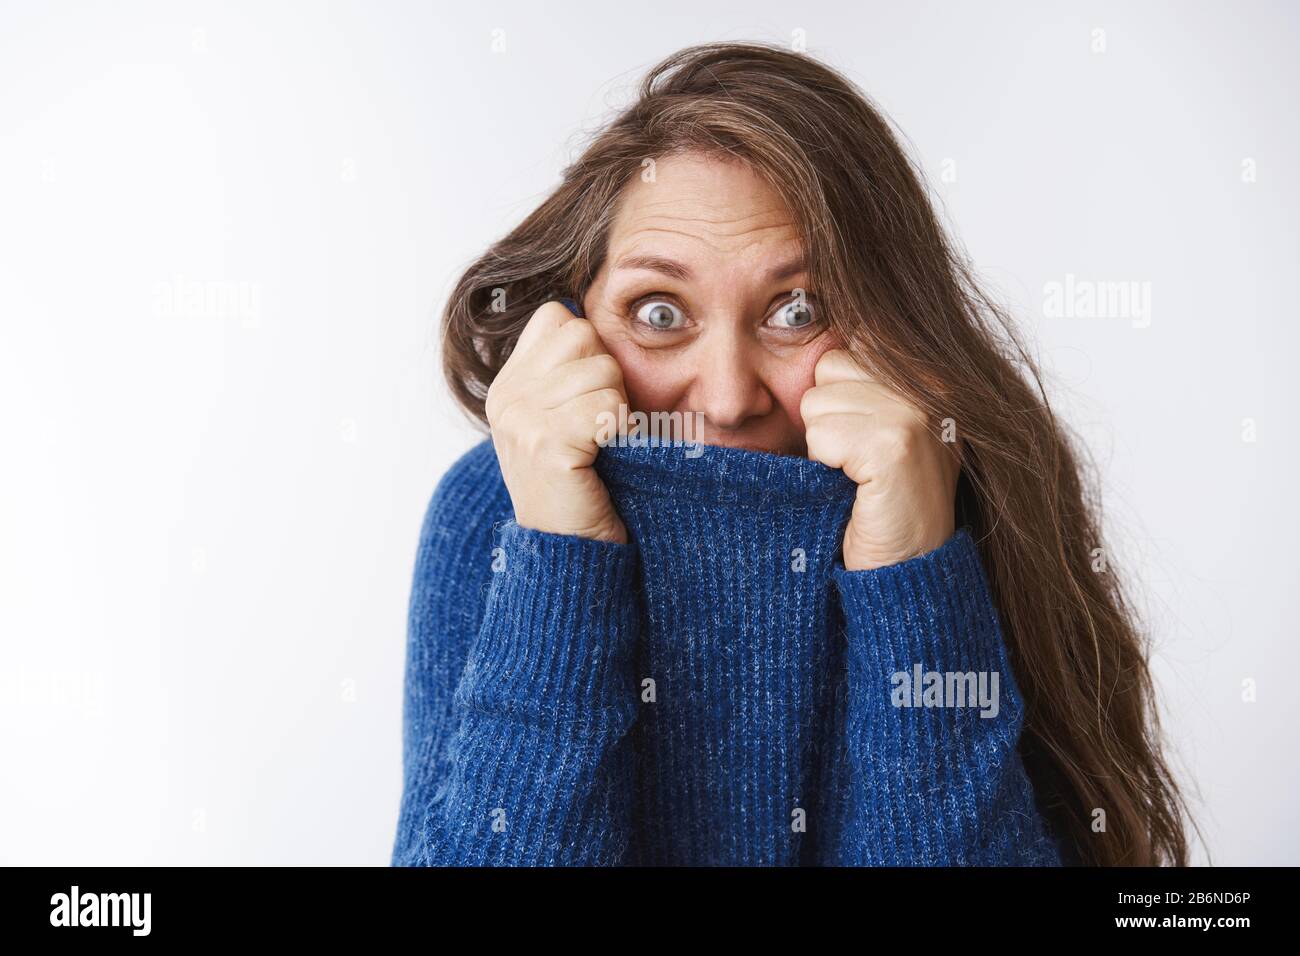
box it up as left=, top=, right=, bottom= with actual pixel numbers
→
left=612, top=253, right=808, bottom=283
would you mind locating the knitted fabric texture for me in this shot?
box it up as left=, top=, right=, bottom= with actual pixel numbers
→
left=391, top=436, right=1066, bottom=866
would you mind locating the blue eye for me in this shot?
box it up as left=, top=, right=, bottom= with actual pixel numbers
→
left=768, top=297, right=816, bottom=329
left=634, top=299, right=686, bottom=331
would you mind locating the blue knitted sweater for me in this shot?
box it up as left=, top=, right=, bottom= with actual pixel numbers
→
left=390, top=436, right=1066, bottom=866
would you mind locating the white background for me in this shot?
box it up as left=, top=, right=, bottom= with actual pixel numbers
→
left=1, top=0, right=1296, bottom=865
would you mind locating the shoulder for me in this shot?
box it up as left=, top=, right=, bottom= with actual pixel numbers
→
left=420, top=436, right=510, bottom=534
left=410, top=436, right=512, bottom=609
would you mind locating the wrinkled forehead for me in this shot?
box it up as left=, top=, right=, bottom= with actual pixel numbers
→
left=603, top=154, right=805, bottom=277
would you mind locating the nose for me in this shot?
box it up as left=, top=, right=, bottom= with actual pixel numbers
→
left=684, top=325, right=773, bottom=432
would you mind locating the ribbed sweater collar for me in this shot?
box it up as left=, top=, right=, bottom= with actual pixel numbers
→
left=593, top=436, right=858, bottom=509
left=590, top=436, right=858, bottom=864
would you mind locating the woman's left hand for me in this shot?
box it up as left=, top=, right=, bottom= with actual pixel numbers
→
left=801, top=348, right=962, bottom=571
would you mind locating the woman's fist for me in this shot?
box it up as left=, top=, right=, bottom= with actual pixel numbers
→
left=485, top=301, right=630, bottom=544
left=801, top=349, right=961, bottom=570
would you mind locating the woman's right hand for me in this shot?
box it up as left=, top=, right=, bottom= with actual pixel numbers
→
left=485, top=300, right=630, bottom=544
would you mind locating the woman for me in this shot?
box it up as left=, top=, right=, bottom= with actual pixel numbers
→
left=391, top=41, right=1194, bottom=866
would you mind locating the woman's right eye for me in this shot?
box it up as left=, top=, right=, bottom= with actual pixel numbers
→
left=632, top=299, right=686, bottom=331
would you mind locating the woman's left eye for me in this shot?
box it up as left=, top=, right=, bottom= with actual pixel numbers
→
left=767, top=297, right=817, bottom=329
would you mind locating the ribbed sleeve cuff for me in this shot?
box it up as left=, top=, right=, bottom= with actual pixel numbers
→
left=831, top=527, right=1020, bottom=722
left=454, top=519, right=642, bottom=738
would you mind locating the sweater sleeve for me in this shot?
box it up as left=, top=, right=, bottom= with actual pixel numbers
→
left=828, top=527, right=1064, bottom=866
left=391, top=465, right=643, bottom=866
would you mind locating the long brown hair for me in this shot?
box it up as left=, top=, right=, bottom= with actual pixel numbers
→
left=439, top=41, right=1197, bottom=866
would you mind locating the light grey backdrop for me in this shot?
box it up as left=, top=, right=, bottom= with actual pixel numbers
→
left=1, top=0, right=1295, bottom=865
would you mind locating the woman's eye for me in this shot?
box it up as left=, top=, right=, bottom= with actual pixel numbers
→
left=633, top=299, right=686, bottom=331
left=768, top=298, right=817, bottom=329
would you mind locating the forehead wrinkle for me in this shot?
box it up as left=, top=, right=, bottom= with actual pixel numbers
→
left=619, top=200, right=794, bottom=233
left=606, top=227, right=807, bottom=298
left=611, top=219, right=801, bottom=259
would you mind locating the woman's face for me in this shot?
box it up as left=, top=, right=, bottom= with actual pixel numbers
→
left=582, top=152, right=839, bottom=457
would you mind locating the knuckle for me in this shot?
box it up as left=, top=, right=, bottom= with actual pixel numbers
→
left=882, top=423, right=918, bottom=458
left=517, top=422, right=548, bottom=461
left=817, top=348, right=845, bottom=370
left=589, top=352, right=623, bottom=384
left=557, top=314, right=586, bottom=337
left=533, top=300, right=569, bottom=324
left=484, top=384, right=504, bottom=423
left=493, top=400, right=520, bottom=436
left=564, top=319, right=599, bottom=349
left=592, top=386, right=624, bottom=409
